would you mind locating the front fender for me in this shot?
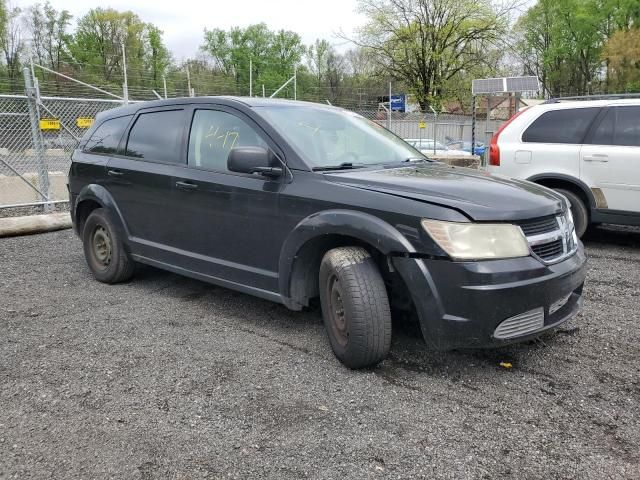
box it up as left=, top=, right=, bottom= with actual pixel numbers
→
left=278, top=209, right=417, bottom=303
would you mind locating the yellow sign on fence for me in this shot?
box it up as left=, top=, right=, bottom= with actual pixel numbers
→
left=39, top=119, right=61, bottom=131
left=418, top=121, right=427, bottom=129
left=76, top=117, right=94, bottom=128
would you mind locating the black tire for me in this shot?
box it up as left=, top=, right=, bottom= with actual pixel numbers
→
left=554, top=188, right=589, bottom=238
left=319, top=247, right=392, bottom=369
left=82, top=208, right=135, bottom=284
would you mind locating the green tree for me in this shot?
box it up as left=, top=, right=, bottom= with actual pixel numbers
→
left=201, top=23, right=304, bottom=95
left=143, top=24, right=171, bottom=88
left=602, top=28, right=640, bottom=92
left=307, top=39, right=331, bottom=96
left=514, top=0, right=638, bottom=96
left=66, top=8, right=172, bottom=96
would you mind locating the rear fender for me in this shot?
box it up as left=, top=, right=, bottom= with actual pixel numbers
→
left=75, top=184, right=128, bottom=240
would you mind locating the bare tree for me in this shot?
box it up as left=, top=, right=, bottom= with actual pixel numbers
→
left=347, top=0, right=516, bottom=109
left=0, top=5, right=23, bottom=85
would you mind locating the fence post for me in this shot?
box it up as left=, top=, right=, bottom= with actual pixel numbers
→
left=23, top=67, right=50, bottom=210
left=471, top=95, right=476, bottom=156
left=387, top=82, right=392, bottom=130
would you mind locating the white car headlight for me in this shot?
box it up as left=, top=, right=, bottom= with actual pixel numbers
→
left=421, top=219, right=530, bottom=260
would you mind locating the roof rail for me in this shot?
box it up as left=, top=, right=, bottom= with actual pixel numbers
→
left=543, top=93, right=640, bottom=104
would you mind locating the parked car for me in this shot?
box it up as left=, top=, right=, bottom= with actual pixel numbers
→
left=404, top=138, right=471, bottom=157
left=446, top=140, right=486, bottom=156
left=486, top=97, right=640, bottom=237
left=69, top=97, right=586, bottom=369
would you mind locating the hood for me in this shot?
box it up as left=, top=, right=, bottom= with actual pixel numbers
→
left=325, top=163, right=565, bottom=221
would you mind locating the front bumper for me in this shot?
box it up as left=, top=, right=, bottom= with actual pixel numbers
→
left=393, top=245, right=587, bottom=350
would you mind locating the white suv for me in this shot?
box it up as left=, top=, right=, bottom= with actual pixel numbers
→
left=486, top=98, right=640, bottom=237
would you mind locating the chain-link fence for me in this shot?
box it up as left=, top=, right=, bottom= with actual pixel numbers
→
left=0, top=69, right=499, bottom=210
left=0, top=93, right=128, bottom=209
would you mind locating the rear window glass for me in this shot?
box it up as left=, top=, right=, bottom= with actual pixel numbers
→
left=522, top=108, right=600, bottom=144
left=125, top=110, right=185, bottom=163
left=84, top=115, right=131, bottom=155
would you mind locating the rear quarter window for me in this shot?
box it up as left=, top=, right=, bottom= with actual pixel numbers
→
left=522, top=108, right=600, bottom=144
left=125, top=109, right=185, bottom=163
left=83, top=115, right=132, bottom=155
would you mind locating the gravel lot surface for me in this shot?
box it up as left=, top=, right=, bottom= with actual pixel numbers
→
left=1, top=225, right=639, bottom=479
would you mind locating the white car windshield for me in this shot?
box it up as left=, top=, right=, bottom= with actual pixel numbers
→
left=256, top=105, right=426, bottom=168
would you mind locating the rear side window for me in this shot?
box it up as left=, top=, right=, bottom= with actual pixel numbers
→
left=84, top=115, right=131, bottom=155
left=522, top=108, right=600, bottom=144
left=125, top=110, right=185, bottom=163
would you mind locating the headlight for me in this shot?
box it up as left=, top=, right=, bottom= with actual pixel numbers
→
left=421, top=219, right=530, bottom=260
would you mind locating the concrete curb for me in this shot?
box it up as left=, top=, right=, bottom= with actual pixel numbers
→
left=0, top=212, right=72, bottom=238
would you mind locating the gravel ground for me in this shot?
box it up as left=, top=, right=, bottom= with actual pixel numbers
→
left=1, top=225, right=639, bottom=479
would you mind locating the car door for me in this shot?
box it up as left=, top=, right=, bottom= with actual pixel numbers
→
left=581, top=105, right=640, bottom=212
left=169, top=105, right=287, bottom=293
left=105, top=107, right=189, bottom=258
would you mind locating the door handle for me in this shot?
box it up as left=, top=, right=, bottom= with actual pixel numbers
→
left=583, top=155, right=609, bottom=162
left=107, top=169, right=123, bottom=177
left=175, top=180, right=198, bottom=191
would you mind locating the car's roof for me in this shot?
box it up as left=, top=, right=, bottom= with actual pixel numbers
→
left=97, top=96, right=343, bottom=121
left=533, top=98, right=640, bottom=111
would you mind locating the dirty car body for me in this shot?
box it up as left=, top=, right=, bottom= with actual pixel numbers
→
left=69, top=97, right=587, bottom=365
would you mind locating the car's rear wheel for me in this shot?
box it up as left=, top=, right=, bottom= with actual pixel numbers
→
left=82, top=208, right=134, bottom=284
left=555, top=188, right=589, bottom=238
left=319, top=247, right=392, bottom=369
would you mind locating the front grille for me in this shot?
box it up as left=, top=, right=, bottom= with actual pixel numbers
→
left=517, top=216, right=558, bottom=236
left=532, top=238, right=564, bottom=260
left=494, top=307, right=545, bottom=339
left=518, top=212, right=577, bottom=264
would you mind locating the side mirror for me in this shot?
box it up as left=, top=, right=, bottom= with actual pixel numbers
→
left=227, top=147, right=282, bottom=178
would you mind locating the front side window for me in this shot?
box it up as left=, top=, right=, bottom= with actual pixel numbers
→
left=588, top=106, right=640, bottom=147
left=125, top=110, right=185, bottom=163
left=256, top=106, right=425, bottom=168
left=522, top=108, right=600, bottom=144
left=84, top=115, right=131, bottom=155
left=614, top=106, right=640, bottom=147
left=188, top=110, right=268, bottom=172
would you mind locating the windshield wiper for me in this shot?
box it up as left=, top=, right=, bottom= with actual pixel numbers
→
left=312, top=162, right=368, bottom=171
left=402, top=157, right=429, bottom=163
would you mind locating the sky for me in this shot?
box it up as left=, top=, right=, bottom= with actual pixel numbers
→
left=12, top=0, right=366, bottom=60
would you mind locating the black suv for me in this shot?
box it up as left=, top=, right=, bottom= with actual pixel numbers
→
left=69, top=97, right=587, bottom=368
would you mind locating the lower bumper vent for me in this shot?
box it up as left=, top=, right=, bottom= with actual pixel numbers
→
left=494, top=307, right=544, bottom=340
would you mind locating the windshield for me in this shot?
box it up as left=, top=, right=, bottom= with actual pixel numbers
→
left=256, top=105, right=426, bottom=168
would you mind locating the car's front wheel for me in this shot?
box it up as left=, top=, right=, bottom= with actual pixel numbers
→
left=319, top=247, right=392, bottom=369
left=82, top=208, right=135, bottom=284
left=555, top=188, right=589, bottom=238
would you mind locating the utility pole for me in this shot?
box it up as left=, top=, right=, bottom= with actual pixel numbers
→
left=121, top=43, right=129, bottom=104
left=186, top=64, right=192, bottom=97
